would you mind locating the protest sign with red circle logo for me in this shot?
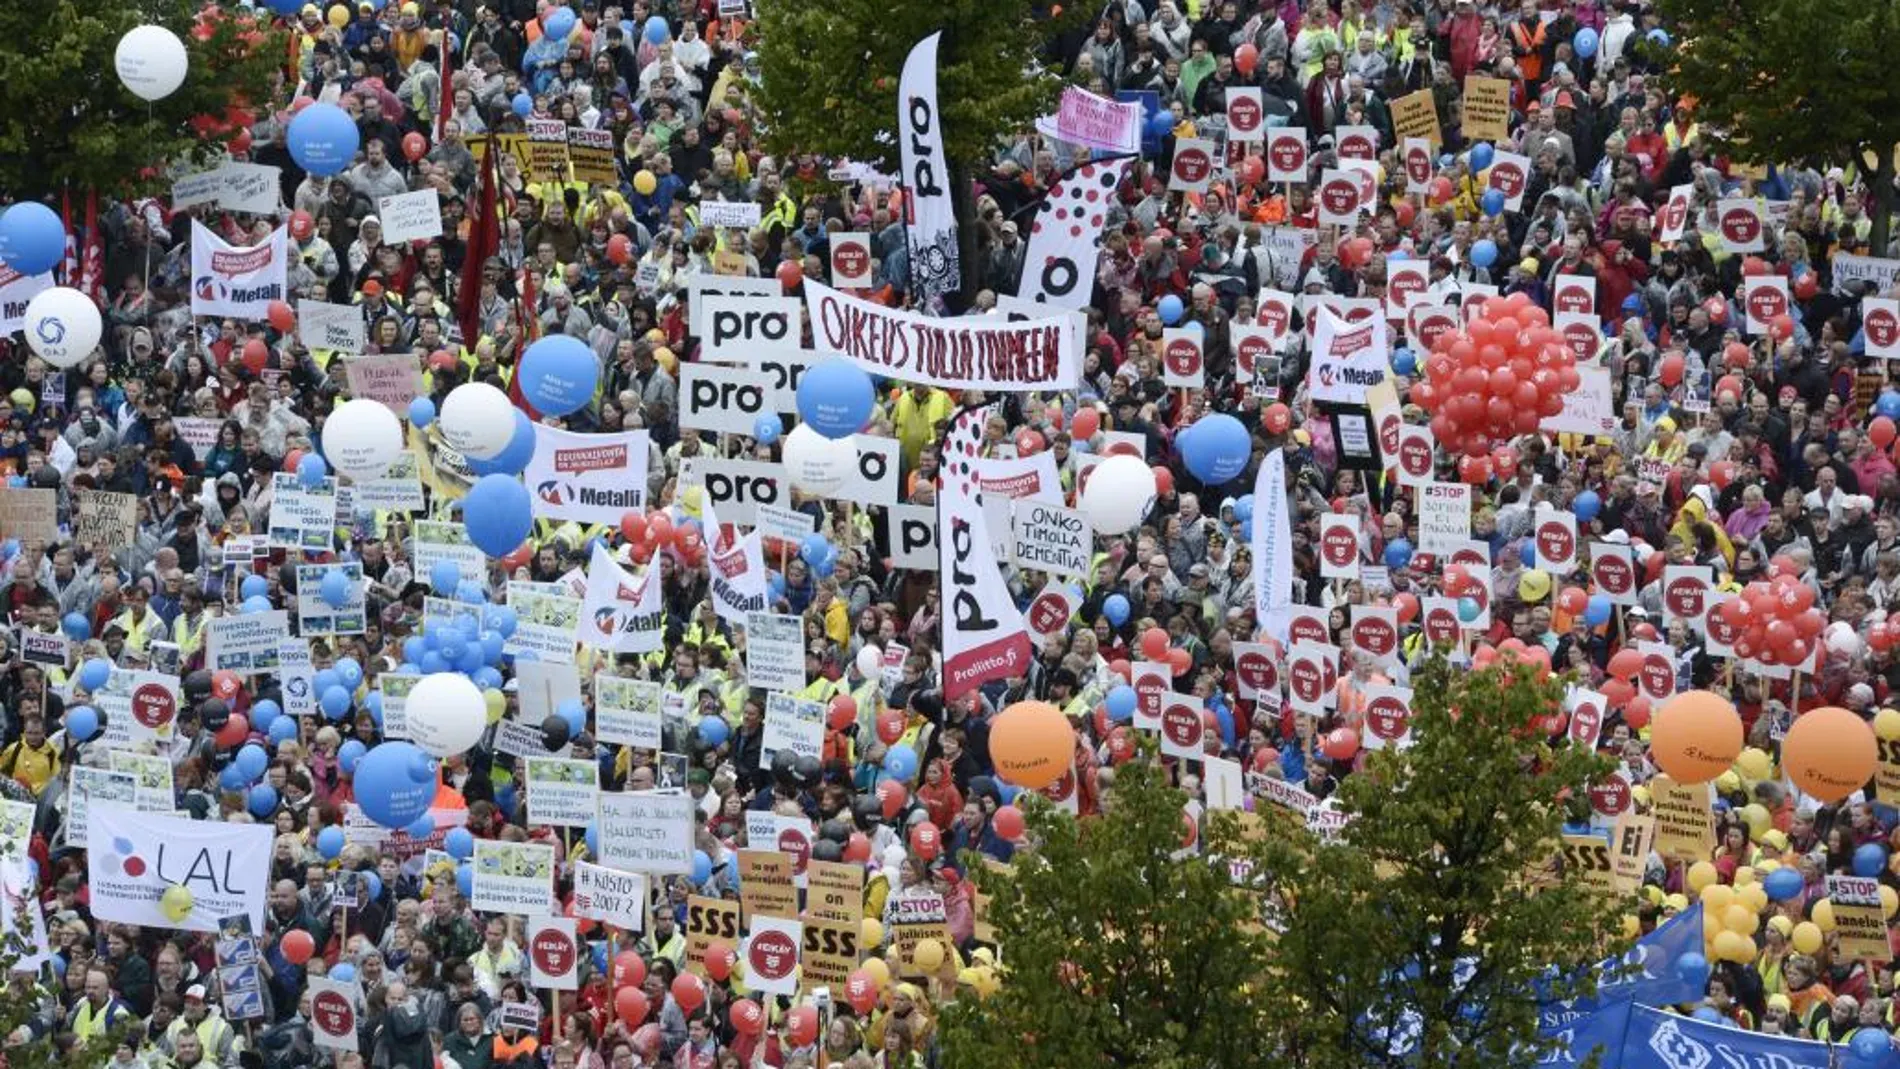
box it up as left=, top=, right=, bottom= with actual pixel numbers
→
left=1377, top=408, right=1403, bottom=464
left=1132, top=662, right=1171, bottom=729
left=1486, top=151, right=1529, bottom=209
left=1159, top=695, right=1206, bottom=759
left=1558, top=313, right=1601, bottom=363
left=1226, top=88, right=1263, bottom=139
left=1026, top=584, right=1077, bottom=639
left=1351, top=608, right=1398, bottom=663
left=528, top=917, right=579, bottom=990
left=1403, top=139, right=1432, bottom=190
left=1170, top=138, right=1215, bottom=192
left=1659, top=185, right=1692, bottom=241
left=776, top=827, right=812, bottom=875
left=1288, top=650, right=1327, bottom=710
left=133, top=681, right=178, bottom=730
left=1591, top=545, right=1636, bottom=600
left=1234, top=643, right=1278, bottom=700
left=1866, top=298, right=1900, bottom=358
left=311, top=982, right=358, bottom=1052
left=1233, top=325, right=1279, bottom=377
left=1319, top=513, right=1359, bottom=578
left=1161, top=328, right=1204, bottom=386
left=1396, top=425, right=1436, bottom=486
left=1568, top=690, right=1606, bottom=750
left=1588, top=772, right=1632, bottom=818
left=1553, top=274, right=1596, bottom=316
left=1662, top=566, right=1711, bottom=625
left=1267, top=128, right=1308, bottom=182
left=746, top=917, right=802, bottom=995
left=1386, top=261, right=1428, bottom=318
left=1336, top=125, right=1378, bottom=161
left=1317, top=170, right=1362, bottom=225
left=1717, top=199, right=1764, bottom=251
left=1363, top=688, right=1412, bottom=749
left=1535, top=512, right=1578, bottom=574
left=1289, top=608, right=1330, bottom=648
left=1257, top=291, right=1293, bottom=338
left=1743, top=276, right=1789, bottom=336
left=830, top=234, right=872, bottom=288
left=1637, top=645, right=1676, bottom=701
left=1409, top=305, right=1458, bottom=352
left=1423, top=598, right=1460, bottom=644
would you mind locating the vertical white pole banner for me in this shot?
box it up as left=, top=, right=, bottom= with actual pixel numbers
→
left=1254, top=449, right=1294, bottom=643
left=939, top=476, right=1031, bottom=699
left=898, top=32, right=960, bottom=304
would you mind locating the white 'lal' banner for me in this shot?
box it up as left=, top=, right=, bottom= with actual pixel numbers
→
left=1018, top=157, right=1132, bottom=311
left=939, top=476, right=1031, bottom=699
left=88, top=807, right=272, bottom=935
left=190, top=221, right=288, bottom=320
left=1255, top=448, right=1294, bottom=643
left=577, top=543, right=664, bottom=654
left=898, top=32, right=960, bottom=304
left=525, top=424, right=651, bottom=525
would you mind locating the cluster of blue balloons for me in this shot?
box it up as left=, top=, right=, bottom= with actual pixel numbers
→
left=1179, top=414, right=1250, bottom=485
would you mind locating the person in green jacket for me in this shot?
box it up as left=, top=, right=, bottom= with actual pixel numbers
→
left=442, top=1002, right=494, bottom=1069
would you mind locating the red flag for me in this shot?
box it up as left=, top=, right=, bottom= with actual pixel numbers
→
left=455, top=144, right=500, bottom=350
left=77, top=191, right=105, bottom=303
left=507, top=263, right=543, bottom=418
left=435, top=21, right=455, bottom=144
left=58, top=189, right=77, bottom=286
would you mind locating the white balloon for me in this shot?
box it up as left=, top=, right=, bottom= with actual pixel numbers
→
left=440, top=383, right=517, bottom=459
left=404, top=673, right=488, bottom=757
left=115, top=25, right=189, bottom=101
left=23, top=287, right=102, bottom=369
left=783, top=423, right=855, bottom=495
left=1079, top=454, right=1157, bottom=534
left=325, top=398, right=404, bottom=481
left=855, top=644, right=883, bottom=680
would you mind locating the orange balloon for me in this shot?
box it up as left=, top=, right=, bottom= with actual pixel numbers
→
left=1648, top=691, right=1743, bottom=784
left=989, top=701, right=1076, bottom=789
left=1781, top=705, right=1877, bottom=802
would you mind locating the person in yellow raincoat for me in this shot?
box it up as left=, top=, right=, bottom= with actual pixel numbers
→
left=1671, top=485, right=1736, bottom=570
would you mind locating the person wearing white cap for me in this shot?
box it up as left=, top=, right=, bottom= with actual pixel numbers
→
left=164, top=983, right=239, bottom=1067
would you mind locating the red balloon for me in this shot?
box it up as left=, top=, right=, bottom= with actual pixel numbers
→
left=501, top=544, right=534, bottom=573
left=241, top=338, right=269, bottom=375
left=1556, top=586, right=1588, bottom=617
left=214, top=713, right=250, bottom=751
left=615, top=988, right=650, bottom=1027
left=785, top=1006, right=820, bottom=1047
left=827, top=694, right=857, bottom=732
left=1321, top=728, right=1361, bottom=761
left=876, top=709, right=907, bottom=745
left=1152, top=465, right=1174, bottom=496
left=878, top=779, right=908, bottom=818
left=704, top=940, right=736, bottom=981
left=1793, top=272, right=1819, bottom=300
left=620, top=510, right=647, bottom=543
left=1658, top=353, right=1685, bottom=387
left=1071, top=406, right=1101, bottom=441
left=280, top=929, right=314, bottom=965
left=1015, top=429, right=1044, bottom=456
left=1723, top=341, right=1750, bottom=367
left=1607, top=648, right=1644, bottom=681
left=212, top=669, right=244, bottom=700
left=1393, top=592, right=1420, bottom=623
left=1140, top=627, right=1170, bottom=662
left=909, top=821, right=942, bottom=860
left=993, top=804, right=1026, bottom=842
left=1742, top=256, right=1770, bottom=278
left=1873, top=417, right=1897, bottom=449
left=1625, top=696, right=1652, bottom=731
left=401, top=131, right=428, bottom=162
left=289, top=210, right=315, bottom=241
left=670, top=973, right=706, bottom=1012
left=267, top=300, right=295, bottom=333
left=1264, top=403, right=1292, bottom=435
left=844, top=831, right=872, bottom=862
left=846, top=970, right=880, bottom=1014
left=776, top=259, right=804, bottom=293
left=1234, top=41, right=1260, bottom=76
left=1430, top=176, right=1454, bottom=204
left=608, top=233, right=634, bottom=265
left=612, top=950, right=647, bottom=990
left=1168, top=647, right=1192, bottom=677
left=1770, top=314, right=1795, bottom=341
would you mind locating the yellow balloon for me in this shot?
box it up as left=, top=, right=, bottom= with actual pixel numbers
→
left=912, top=937, right=945, bottom=973
left=634, top=170, right=658, bottom=196
left=1812, top=899, right=1836, bottom=932
left=1733, top=864, right=1758, bottom=887
left=1758, top=858, right=1781, bottom=873
left=1735, top=747, right=1775, bottom=781
left=1699, top=883, right=1735, bottom=912
left=1738, top=883, right=1769, bottom=914
left=1876, top=707, right=1900, bottom=741
left=860, top=918, right=885, bottom=949
left=1740, top=804, right=1770, bottom=840
left=1687, top=861, right=1719, bottom=893
left=1714, top=930, right=1756, bottom=963
left=160, top=884, right=194, bottom=924
left=1792, top=920, right=1824, bottom=954
left=860, top=956, right=890, bottom=990
left=681, top=485, right=705, bottom=513
left=327, top=3, right=349, bottom=28
left=1882, top=885, right=1898, bottom=920
left=1621, top=914, right=1641, bottom=940
left=1702, top=909, right=1725, bottom=940
left=484, top=688, right=506, bottom=724
left=1722, top=904, right=1758, bottom=935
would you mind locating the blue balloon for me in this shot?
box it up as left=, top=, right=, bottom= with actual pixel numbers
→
left=1469, top=142, right=1495, bottom=172
left=1179, top=413, right=1251, bottom=485
left=1103, top=593, right=1131, bottom=626
left=338, top=738, right=367, bottom=773
left=1469, top=239, right=1499, bottom=268
left=362, top=871, right=383, bottom=901
left=78, top=657, right=112, bottom=692
left=463, top=474, right=534, bottom=558
left=1392, top=348, right=1417, bottom=376
left=335, top=657, right=363, bottom=690
left=512, top=91, right=533, bottom=118
left=1106, top=686, right=1137, bottom=722
left=0, top=202, right=65, bottom=276
left=557, top=698, right=587, bottom=737
left=796, top=357, right=876, bottom=439
left=1584, top=594, right=1613, bottom=627
left=1675, top=951, right=1709, bottom=989
left=698, top=715, right=730, bottom=747
left=430, top=560, right=462, bottom=594
left=1572, top=490, right=1602, bottom=523
left=65, top=706, right=100, bottom=743
left=1457, top=596, right=1481, bottom=623
left=643, top=15, right=668, bottom=43
left=1879, top=391, right=1900, bottom=421
left=242, top=595, right=274, bottom=615
left=544, top=5, right=576, bottom=38
left=496, top=784, right=517, bottom=820
left=884, top=743, right=919, bottom=780
left=1573, top=26, right=1599, bottom=58
left=489, top=606, right=519, bottom=637
left=1480, top=188, right=1506, bottom=217
left=298, top=451, right=329, bottom=489
left=1762, top=866, right=1804, bottom=901
left=317, top=825, right=346, bottom=860
left=287, top=103, right=361, bottom=177
left=1854, top=842, right=1888, bottom=878
left=61, top=612, right=90, bottom=642
left=445, top=826, right=475, bottom=860
left=800, top=532, right=831, bottom=564
left=269, top=716, right=298, bottom=744
left=1384, top=538, right=1414, bottom=571
left=330, top=962, right=357, bottom=983
left=1851, top=1028, right=1892, bottom=1061
left=691, top=850, right=713, bottom=884
left=480, top=632, right=506, bottom=665
left=236, top=743, right=269, bottom=781
left=315, top=668, right=341, bottom=696
left=466, top=409, right=537, bottom=477
left=353, top=741, right=437, bottom=830
left=219, top=764, right=249, bottom=792
left=1146, top=110, right=1176, bottom=139
left=1233, top=495, right=1255, bottom=525
left=251, top=699, right=282, bottom=733
left=1646, top=28, right=1670, bottom=46
left=266, top=0, right=301, bottom=13
left=519, top=335, right=598, bottom=416
left=1157, top=294, right=1185, bottom=325
left=241, top=574, right=269, bottom=600
left=320, top=569, right=351, bottom=608
left=455, top=862, right=474, bottom=898
left=247, top=783, right=279, bottom=818
left=408, top=396, right=436, bottom=428
left=584, top=822, right=600, bottom=856
left=403, top=636, right=427, bottom=664
left=753, top=413, right=781, bottom=444
left=405, top=813, right=436, bottom=840
left=1691, top=1006, right=1722, bottom=1024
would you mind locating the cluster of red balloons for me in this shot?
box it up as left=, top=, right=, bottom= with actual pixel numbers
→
left=1412, top=293, right=1583, bottom=468
left=1709, top=562, right=1827, bottom=667
left=620, top=509, right=709, bottom=567
left=1470, top=636, right=1554, bottom=681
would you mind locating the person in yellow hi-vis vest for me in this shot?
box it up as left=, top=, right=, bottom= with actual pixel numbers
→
left=106, top=585, right=170, bottom=657
left=67, top=966, right=136, bottom=1040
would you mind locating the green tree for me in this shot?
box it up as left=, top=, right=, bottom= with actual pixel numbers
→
left=753, top=0, right=1091, bottom=302
left=0, top=0, right=282, bottom=202
left=1648, top=0, right=1900, bottom=251
left=1255, top=659, right=1626, bottom=1068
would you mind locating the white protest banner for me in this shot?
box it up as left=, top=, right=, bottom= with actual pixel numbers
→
left=1255, top=448, right=1294, bottom=642
left=1011, top=500, right=1090, bottom=579
left=527, top=916, right=580, bottom=990
left=206, top=612, right=289, bottom=675
left=762, top=692, right=825, bottom=769
left=1834, top=253, right=1900, bottom=295
left=1308, top=304, right=1389, bottom=404
left=295, top=562, right=365, bottom=636
left=88, top=808, right=272, bottom=934
left=698, top=458, right=787, bottom=526
left=108, top=750, right=175, bottom=811
left=708, top=525, right=769, bottom=626
left=1168, top=138, right=1217, bottom=193
left=576, top=543, right=664, bottom=655
left=688, top=274, right=782, bottom=338
left=1540, top=364, right=1617, bottom=436
left=698, top=199, right=762, bottom=230
left=1534, top=509, right=1580, bottom=575
left=1743, top=275, right=1791, bottom=336
left=172, top=168, right=225, bottom=210
left=267, top=472, right=337, bottom=550
left=835, top=435, right=900, bottom=508
left=898, top=32, right=959, bottom=301
left=1226, top=87, right=1265, bottom=141
left=595, top=674, right=663, bottom=750
left=830, top=232, right=874, bottom=288
left=279, top=641, right=315, bottom=719
left=67, top=768, right=136, bottom=847
left=524, top=425, right=651, bottom=524
left=746, top=611, right=806, bottom=691
left=1868, top=297, right=1900, bottom=358
left=939, top=476, right=1033, bottom=699
left=700, top=294, right=802, bottom=361
left=745, top=914, right=804, bottom=996
left=353, top=450, right=424, bottom=512
left=524, top=757, right=599, bottom=827
left=1266, top=128, right=1308, bottom=183
left=1716, top=198, right=1766, bottom=253
left=75, top=490, right=138, bottom=551
left=573, top=860, right=647, bottom=932
left=598, top=791, right=695, bottom=874
left=755, top=502, right=813, bottom=542
left=309, top=977, right=360, bottom=1052
left=681, top=361, right=772, bottom=437
left=1034, top=85, right=1142, bottom=154
left=298, top=298, right=365, bottom=353
left=19, top=630, right=66, bottom=669
left=1017, top=156, right=1131, bottom=311
left=804, top=278, right=1076, bottom=391
left=1486, top=150, right=1532, bottom=211
left=1658, top=184, right=1694, bottom=243
left=343, top=352, right=420, bottom=414
left=504, top=582, right=581, bottom=664
left=218, top=162, right=282, bottom=214
left=472, top=840, right=555, bottom=915
left=190, top=222, right=287, bottom=320
left=887, top=503, right=938, bottom=570
left=413, top=520, right=487, bottom=583
left=375, top=672, right=421, bottom=740
left=1418, top=482, right=1472, bottom=553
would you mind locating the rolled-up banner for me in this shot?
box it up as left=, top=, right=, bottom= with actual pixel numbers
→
left=897, top=32, right=961, bottom=304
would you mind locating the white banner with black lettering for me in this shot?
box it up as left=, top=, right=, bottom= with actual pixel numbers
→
left=898, top=32, right=960, bottom=302
left=1307, top=304, right=1389, bottom=405
left=87, top=807, right=272, bottom=935
left=804, top=278, right=1078, bottom=391
left=190, top=222, right=288, bottom=320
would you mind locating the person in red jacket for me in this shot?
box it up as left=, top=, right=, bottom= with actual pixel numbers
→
left=1445, top=0, right=1485, bottom=81
left=1594, top=239, right=1650, bottom=325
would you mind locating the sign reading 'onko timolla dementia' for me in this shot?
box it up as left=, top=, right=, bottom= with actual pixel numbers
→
left=802, top=279, right=1078, bottom=391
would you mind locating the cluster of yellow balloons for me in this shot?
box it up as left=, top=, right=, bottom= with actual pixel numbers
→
left=1677, top=857, right=1900, bottom=966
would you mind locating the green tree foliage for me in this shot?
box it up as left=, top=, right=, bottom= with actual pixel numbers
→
left=0, top=0, right=283, bottom=202
left=754, top=0, right=1089, bottom=175
left=1649, top=0, right=1900, bottom=250
left=945, top=658, right=1627, bottom=1069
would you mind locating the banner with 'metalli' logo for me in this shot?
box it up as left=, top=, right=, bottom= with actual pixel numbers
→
left=524, top=424, right=652, bottom=525
left=1307, top=304, right=1390, bottom=405
left=190, top=221, right=287, bottom=320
